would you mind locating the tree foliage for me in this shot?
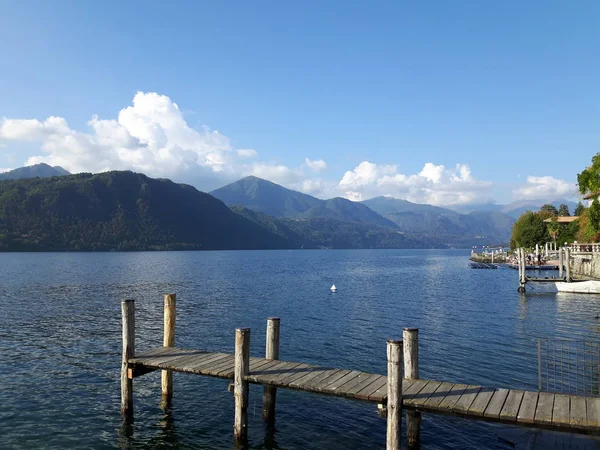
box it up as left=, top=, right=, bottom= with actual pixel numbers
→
left=510, top=211, right=550, bottom=250
left=577, top=153, right=600, bottom=197
left=540, top=204, right=558, bottom=215
left=575, top=202, right=585, bottom=216
left=558, top=204, right=570, bottom=216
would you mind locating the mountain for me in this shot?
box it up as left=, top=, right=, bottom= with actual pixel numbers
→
left=362, top=196, right=515, bottom=245
left=500, top=199, right=579, bottom=219
left=0, top=171, right=295, bottom=251
left=210, top=176, right=321, bottom=217
left=0, top=163, right=70, bottom=180
left=299, top=197, right=397, bottom=229
left=231, top=205, right=435, bottom=249
left=211, top=176, right=397, bottom=229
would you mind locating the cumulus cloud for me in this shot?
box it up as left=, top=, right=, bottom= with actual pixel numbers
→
left=514, top=176, right=576, bottom=200
left=338, top=161, right=491, bottom=205
left=237, top=149, right=257, bottom=159
left=304, top=157, right=327, bottom=172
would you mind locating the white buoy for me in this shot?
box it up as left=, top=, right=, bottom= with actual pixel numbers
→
left=330, top=284, right=337, bottom=293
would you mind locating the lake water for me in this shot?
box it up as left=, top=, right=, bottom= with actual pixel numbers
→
left=2, top=249, right=600, bottom=449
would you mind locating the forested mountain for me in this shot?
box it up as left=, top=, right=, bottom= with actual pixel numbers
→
left=231, top=206, right=435, bottom=249
left=210, top=176, right=321, bottom=216
left=298, top=197, right=397, bottom=228
left=0, top=171, right=294, bottom=251
left=362, top=196, right=515, bottom=243
left=0, top=163, right=70, bottom=180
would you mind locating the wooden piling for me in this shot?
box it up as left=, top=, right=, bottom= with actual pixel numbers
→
left=263, top=317, right=280, bottom=424
left=403, top=328, right=421, bottom=449
left=567, top=246, right=571, bottom=280
left=161, top=293, right=176, bottom=408
left=121, top=299, right=135, bottom=421
left=403, top=328, right=419, bottom=379
left=559, top=247, right=564, bottom=279
left=234, top=327, right=250, bottom=444
left=386, top=339, right=403, bottom=450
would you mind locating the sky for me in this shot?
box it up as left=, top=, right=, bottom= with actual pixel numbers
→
left=0, top=1, right=598, bottom=206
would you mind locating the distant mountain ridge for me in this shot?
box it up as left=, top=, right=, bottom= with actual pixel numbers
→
left=211, top=177, right=515, bottom=246
left=0, top=163, right=70, bottom=180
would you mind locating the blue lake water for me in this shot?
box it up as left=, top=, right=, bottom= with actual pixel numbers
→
left=2, top=249, right=600, bottom=449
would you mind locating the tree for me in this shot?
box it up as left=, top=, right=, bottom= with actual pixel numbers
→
left=578, top=153, right=600, bottom=231
left=558, top=204, right=570, bottom=216
left=540, top=204, right=558, bottom=215
left=575, top=202, right=585, bottom=216
left=547, top=218, right=561, bottom=242
left=510, top=211, right=550, bottom=250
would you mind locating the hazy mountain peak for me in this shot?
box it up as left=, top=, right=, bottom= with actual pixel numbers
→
left=0, top=163, right=71, bottom=181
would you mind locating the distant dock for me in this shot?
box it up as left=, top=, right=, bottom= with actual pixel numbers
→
left=120, top=295, right=600, bottom=450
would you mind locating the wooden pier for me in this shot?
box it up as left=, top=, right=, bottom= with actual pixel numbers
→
left=121, top=296, right=600, bottom=449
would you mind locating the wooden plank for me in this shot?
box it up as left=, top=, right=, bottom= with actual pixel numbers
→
left=402, top=379, right=429, bottom=402
left=312, top=370, right=353, bottom=392
left=423, top=382, right=455, bottom=410
left=186, top=353, right=231, bottom=371
left=569, top=396, right=586, bottom=428
left=452, top=385, right=481, bottom=413
left=249, top=357, right=274, bottom=372
left=158, top=351, right=217, bottom=371
left=368, top=378, right=388, bottom=402
left=257, top=362, right=304, bottom=384
left=129, top=346, right=175, bottom=362
left=437, top=384, right=467, bottom=411
left=268, top=363, right=312, bottom=386
left=468, top=387, right=495, bottom=417
left=203, top=355, right=236, bottom=376
left=534, top=392, right=555, bottom=425
left=246, top=360, right=292, bottom=382
left=499, top=390, right=524, bottom=421
left=294, top=369, right=342, bottom=391
left=354, top=376, right=387, bottom=401
left=407, top=381, right=442, bottom=408
left=344, top=374, right=386, bottom=398
left=587, top=397, right=600, bottom=428
left=288, top=367, right=335, bottom=389
left=516, top=391, right=538, bottom=424
left=552, top=394, right=570, bottom=427
left=484, top=388, right=510, bottom=419
left=323, top=371, right=363, bottom=394
left=279, top=365, right=320, bottom=386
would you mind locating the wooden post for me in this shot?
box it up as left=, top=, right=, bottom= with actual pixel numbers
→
left=403, top=328, right=421, bottom=449
left=517, top=248, right=526, bottom=292
left=559, top=247, right=564, bottom=279
left=263, top=317, right=280, bottom=424
left=161, top=293, right=176, bottom=408
left=403, top=328, right=418, bottom=380
left=121, top=299, right=135, bottom=422
left=386, top=339, right=403, bottom=450
left=565, top=247, right=571, bottom=282
left=234, top=327, right=250, bottom=444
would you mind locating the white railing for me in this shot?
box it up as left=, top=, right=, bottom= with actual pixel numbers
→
left=569, top=243, right=600, bottom=253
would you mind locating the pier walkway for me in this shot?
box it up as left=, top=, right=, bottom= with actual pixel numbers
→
left=120, top=295, right=600, bottom=450
left=129, top=346, right=600, bottom=432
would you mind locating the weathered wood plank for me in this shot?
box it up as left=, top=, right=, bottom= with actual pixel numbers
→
left=484, top=389, right=510, bottom=419
left=157, top=351, right=216, bottom=371
left=268, top=363, right=313, bottom=385
left=343, top=374, right=384, bottom=398
left=408, top=381, right=442, bottom=408
left=368, top=379, right=388, bottom=402
left=534, top=392, right=554, bottom=425
left=294, top=369, right=342, bottom=391
left=552, top=394, right=570, bottom=427
left=516, top=391, right=538, bottom=424
left=423, top=382, right=456, bottom=410
left=257, top=362, right=304, bottom=384
left=287, top=367, right=335, bottom=389
left=323, top=371, right=363, bottom=394
left=402, top=379, right=430, bottom=403
left=246, top=360, right=293, bottom=382
left=499, top=390, right=524, bottom=421
left=354, top=376, right=387, bottom=401
left=312, top=370, right=353, bottom=392
left=468, top=387, right=495, bottom=416
left=278, top=365, right=320, bottom=386
left=452, top=385, right=481, bottom=413
left=249, top=357, right=275, bottom=372
left=570, top=396, right=586, bottom=428
left=437, top=384, right=468, bottom=411
left=587, top=397, right=600, bottom=428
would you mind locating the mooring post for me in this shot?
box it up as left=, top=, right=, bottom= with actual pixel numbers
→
left=263, top=317, right=280, bottom=425
left=386, top=339, right=403, bottom=450
left=403, top=328, right=421, bottom=450
left=565, top=247, right=571, bottom=282
left=161, top=293, right=176, bottom=409
left=234, top=327, right=251, bottom=444
left=559, top=247, right=564, bottom=279
left=121, top=299, right=135, bottom=422
left=517, top=248, right=526, bottom=292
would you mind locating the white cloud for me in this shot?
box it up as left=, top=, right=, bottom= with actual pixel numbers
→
left=237, top=149, right=257, bottom=158
left=514, top=176, right=576, bottom=200
left=338, top=161, right=491, bottom=204
left=0, top=168, right=11, bottom=173
left=304, top=157, right=327, bottom=172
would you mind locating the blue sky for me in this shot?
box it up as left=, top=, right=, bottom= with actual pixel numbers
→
left=0, top=1, right=598, bottom=205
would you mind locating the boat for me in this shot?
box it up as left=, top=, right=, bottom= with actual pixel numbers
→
left=555, top=280, right=600, bottom=294
left=330, top=284, right=337, bottom=293
left=469, top=262, right=497, bottom=269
